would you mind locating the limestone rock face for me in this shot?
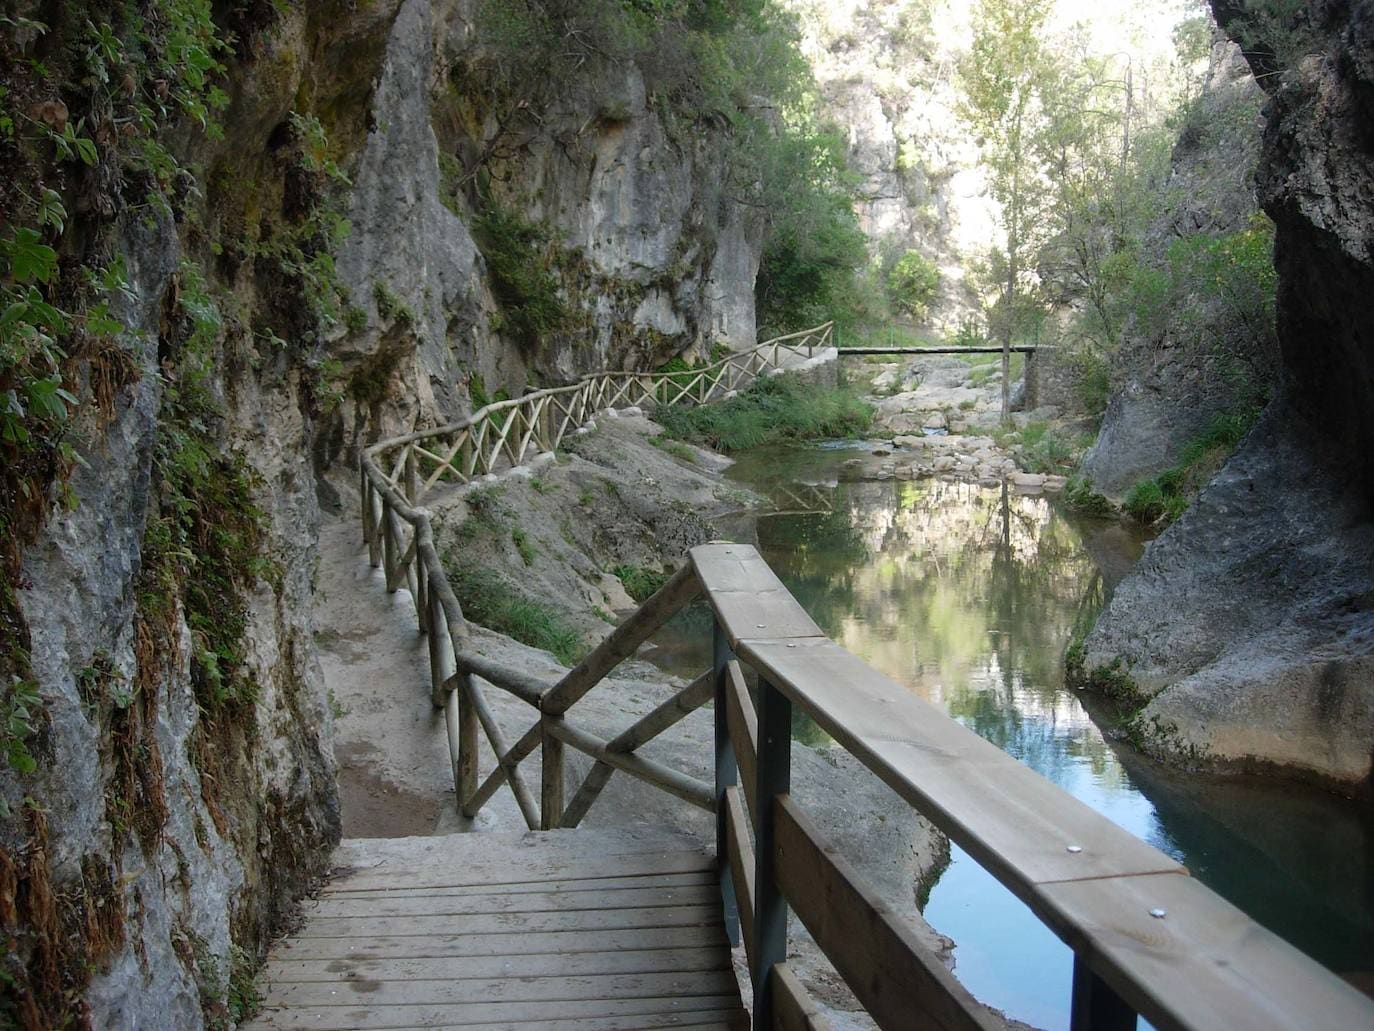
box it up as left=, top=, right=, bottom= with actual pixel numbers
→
left=1082, top=2, right=1374, bottom=787
left=1080, top=46, right=1275, bottom=497
left=326, top=0, right=766, bottom=448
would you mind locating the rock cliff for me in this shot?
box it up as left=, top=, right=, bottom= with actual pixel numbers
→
left=0, top=1, right=765, bottom=1024
left=1080, top=0, right=1374, bottom=791
left=1080, top=45, right=1275, bottom=496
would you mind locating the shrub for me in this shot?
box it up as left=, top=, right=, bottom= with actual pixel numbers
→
left=1123, top=479, right=1167, bottom=523
left=656, top=373, right=873, bottom=452
left=886, top=251, right=941, bottom=321
left=472, top=205, right=567, bottom=348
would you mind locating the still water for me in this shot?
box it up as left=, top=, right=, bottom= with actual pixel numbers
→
left=664, top=444, right=1374, bottom=1029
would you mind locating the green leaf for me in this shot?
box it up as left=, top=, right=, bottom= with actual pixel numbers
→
left=3, top=228, right=59, bottom=284
left=37, top=189, right=66, bottom=233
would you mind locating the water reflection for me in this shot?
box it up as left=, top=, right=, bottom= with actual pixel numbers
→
left=672, top=448, right=1374, bottom=1028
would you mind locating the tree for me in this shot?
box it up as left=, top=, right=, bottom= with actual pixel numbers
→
left=959, top=0, right=1056, bottom=424
left=887, top=251, right=941, bottom=322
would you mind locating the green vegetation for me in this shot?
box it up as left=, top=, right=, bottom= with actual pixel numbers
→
left=446, top=561, right=584, bottom=665
left=512, top=527, right=537, bottom=566
left=372, top=282, right=415, bottom=326
left=886, top=251, right=941, bottom=322
left=471, top=203, right=568, bottom=349
left=994, top=420, right=1086, bottom=475
left=1062, top=476, right=1115, bottom=518
left=1122, top=409, right=1259, bottom=526
left=960, top=0, right=1055, bottom=423
left=656, top=373, right=872, bottom=453
left=138, top=261, right=271, bottom=716
left=1, top=677, right=41, bottom=775
left=611, top=564, right=670, bottom=604
left=651, top=435, right=698, bottom=464
left=470, top=0, right=868, bottom=336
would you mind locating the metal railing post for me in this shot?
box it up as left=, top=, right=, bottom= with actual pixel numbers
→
left=752, top=675, right=791, bottom=1027
left=1071, top=956, right=1136, bottom=1031
left=712, top=620, right=740, bottom=947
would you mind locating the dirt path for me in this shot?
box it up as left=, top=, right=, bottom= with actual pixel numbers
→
left=314, top=512, right=526, bottom=836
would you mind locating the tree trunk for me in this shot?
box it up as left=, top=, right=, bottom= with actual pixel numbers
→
left=1003, top=210, right=1017, bottom=427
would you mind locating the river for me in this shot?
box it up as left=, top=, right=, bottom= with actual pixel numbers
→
left=654, top=441, right=1374, bottom=1029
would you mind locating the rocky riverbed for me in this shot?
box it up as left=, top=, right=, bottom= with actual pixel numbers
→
left=839, top=354, right=1072, bottom=493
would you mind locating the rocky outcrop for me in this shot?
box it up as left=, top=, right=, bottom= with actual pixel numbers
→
left=1, top=0, right=765, bottom=1024
left=1080, top=45, right=1274, bottom=497
left=1080, top=1, right=1374, bottom=790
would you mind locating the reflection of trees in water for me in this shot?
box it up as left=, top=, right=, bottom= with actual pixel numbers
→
left=756, top=477, right=1124, bottom=775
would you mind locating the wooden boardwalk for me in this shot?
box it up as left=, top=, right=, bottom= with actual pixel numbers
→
left=249, top=828, right=748, bottom=1030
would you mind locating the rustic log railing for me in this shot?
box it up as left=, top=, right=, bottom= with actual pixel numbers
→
left=355, top=321, right=1373, bottom=1030
left=369, top=322, right=834, bottom=505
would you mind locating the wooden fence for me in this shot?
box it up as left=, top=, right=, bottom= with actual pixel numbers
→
left=367, top=322, right=833, bottom=505
left=356, top=322, right=1373, bottom=1030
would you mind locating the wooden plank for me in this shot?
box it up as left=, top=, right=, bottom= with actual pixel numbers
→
left=541, top=563, right=702, bottom=716
left=609, top=671, right=714, bottom=753
left=737, top=637, right=1183, bottom=890
left=245, top=995, right=747, bottom=1029
left=1037, top=873, right=1374, bottom=1031
left=771, top=962, right=833, bottom=1031
left=774, top=796, right=999, bottom=1031
left=549, top=718, right=715, bottom=811
left=266, top=924, right=732, bottom=961
left=540, top=714, right=565, bottom=830
left=252, top=1012, right=746, bottom=1031
left=464, top=720, right=540, bottom=817
left=327, top=849, right=714, bottom=895
left=264, top=946, right=731, bottom=984
left=261, top=971, right=740, bottom=1008
left=321, top=869, right=714, bottom=901
left=302, top=884, right=718, bottom=918
left=293, top=904, right=723, bottom=939
left=724, top=660, right=758, bottom=819
left=564, top=671, right=719, bottom=824
left=690, top=544, right=824, bottom=650
left=427, top=1014, right=746, bottom=1031
left=723, top=785, right=756, bottom=969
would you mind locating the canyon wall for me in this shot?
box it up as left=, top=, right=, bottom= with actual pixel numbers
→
left=0, top=1, right=763, bottom=1024
left=1080, top=0, right=1374, bottom=791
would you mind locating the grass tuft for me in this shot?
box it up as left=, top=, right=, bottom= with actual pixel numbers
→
left=656, top=373, right=872, bottom=453
left=445, top=562, right=584, bottom=666
left=611, top=564, right=670, bottom=604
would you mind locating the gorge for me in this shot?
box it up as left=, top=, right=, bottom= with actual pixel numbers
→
left=1, top=1, right=1371, bottom=1027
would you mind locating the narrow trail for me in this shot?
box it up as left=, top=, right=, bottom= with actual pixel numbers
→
left=315, top=509, right=529, bottom=837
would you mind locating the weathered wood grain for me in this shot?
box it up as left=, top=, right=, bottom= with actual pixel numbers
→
left=774, top=796, right=999, bottom=1031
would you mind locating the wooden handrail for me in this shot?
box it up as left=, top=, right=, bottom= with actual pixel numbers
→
left=693, top=541, right=1374, bottom=1031
left=361, top=321, right=833, bottom=501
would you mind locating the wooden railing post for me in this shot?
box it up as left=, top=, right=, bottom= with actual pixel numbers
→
left=712, top=620, right=741, bottom=947
left=1071, top=957, right=1136, bottom=1031
left=404, top=446, right=418, bottom=505
left=541, top=715, right=565, bottom=830
left=360, top=466, right=374, bottom=546
left=752, top=675, right=791, bottom=1027
left=454, top=674, right=479, bottom=811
